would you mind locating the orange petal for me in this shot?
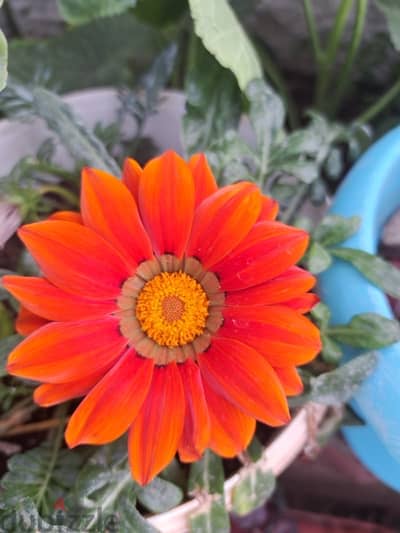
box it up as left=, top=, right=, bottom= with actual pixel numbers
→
left=66, top=349, right=153, bottom=447
left=15, top=306, right=48, bottom=335
left=139, top=151, right=195, bottom=258
left=3, top=276, right=116, bottom=322
left=203, top=380, right=255, bottom=457
left=34, top=372, right=106, bottom=407
left=198, top=337, right=290, bottom=426
left=81, top=167, right=153, bottom=267
left=178, top=360, right=210, bottom=463
left=49, top=211, right=83, bottom=224
left=283, top=293, right=319, bottom=314
left=225, top=266, right=316, bottom=306
left=187, top=182, right=262, bottom=269
left=122, top=157, right=142, bottom=202
left=273, top=366, right=304, bottom=396
left=18, top=221, right=131, bottom=300
left=7, top=317, right=127, bottom=383
left=128, top=362, right=185, bottom=485
left=215, top=221, right=309, bottom=291
left=222, top=305, right=322, bottom=366
left=257, top=195, right=279, bottom=221
left=188, top=153, right=218, bottom=208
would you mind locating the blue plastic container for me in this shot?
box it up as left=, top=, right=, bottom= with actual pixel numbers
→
left=318, top=126, right=400, bottom=492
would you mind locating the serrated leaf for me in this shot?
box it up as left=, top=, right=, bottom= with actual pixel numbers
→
left=0, top=30, right=7, bottom=92
left=331, top=247, right=400, bottom=298
left=31, top=87, right=120, bottom=175
left=57, top=0, right=135, bottom=25
left=137, top=477, right=183, bottom=513
left=188, top=0, right=262, bottom=91
left=189, top=497, right=230, bottom=533
left=7, top=15, right=166, bottom=92
left=305, top=242, right=332, bottom=274
left=278, top=159, right=319, bottom=183
left=328, top=313, right=400, bottom=349
left=309, top=351, right=378, bottom=406
left=188, top=450, right=224, bottom=496
left=314, top=215, right=361, bottom=247
left=182, top=38, right=241, bottom=156
left=375, top=0, right=400, bottom=51
left=0, top=335, right=22, bottom=377
left=321, top=332, right=343, bottom=364
left=231, top=466, right=275, bottom=516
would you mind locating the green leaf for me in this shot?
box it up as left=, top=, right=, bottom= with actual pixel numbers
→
left=134, top=0, right=187, bottom=27
left=304, top=242, right=332, bottom=274
left=182, top=38, right=241, bottom=156
left=331, top=247, right=400, bottom=298
left=245, top=79, right=284, bottom=176
left=310, top=302, right=331, bottom=329
left=325, top=147, right=343, bottom=180
left=189, top=498, right=230, bottom=533
left=0, top=440, right=84, bottom=517
left=188, top=450, right=224, bottom=496
left=375, top=0, right=400, bottom=51
left=137, top=477, right=183, bottom=513
left=277, top=159, right=319, bottom=184
left=314, top=215, right=361, bottom=247
left=0, top=30, right=7, bottom=92
left=31, top=87, right=120, bottom=175
left=7, top=15, right=166, bottom=92
left=321, top=332, right=343, bottom=364
left=328, top=313, right=400, bottom=349
left=118, top=496, right=160, bottom=532
left=0, top=335, right=22, bottom=377
left=231, top=466, right=275, bottom=516
left=188, top=0, right=262, bottom=91
left=309, top=351, right=378, bottom=406
left=57, top=0, right=135, bottom=25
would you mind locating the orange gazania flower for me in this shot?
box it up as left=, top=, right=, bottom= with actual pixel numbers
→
left=3, top=151, right=321, bottom=485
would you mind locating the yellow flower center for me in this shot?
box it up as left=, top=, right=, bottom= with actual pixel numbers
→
left=135, top=272, right=209, bottom=347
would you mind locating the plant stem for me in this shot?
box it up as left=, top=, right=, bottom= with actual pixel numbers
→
left=303, top=0, right=323, bottom=65
left=35, top=403, right=68, bottom=513
left=329, top=0, right=368, bottom=116
left=315, top=0, right=354, bottom=109
left=32, top=161, right=78, bottom=182
left=39, top=185, right=80, bottom=208
left=356, top=77, right=400, bottom=123
left=280, top=183, right=310, bottom=224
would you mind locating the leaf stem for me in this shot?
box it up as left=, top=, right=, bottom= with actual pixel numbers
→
left=35, top=403, right=68, bottom=513
left=38, top=185, right=80, bottom=208
left=315, top=0, right=354, bottom=109
left=303, top=0, right=323, bottom=65
left=356, top=77, right=400, bottom=123
left=329, top=0, right=368, bottom=116
left=280, top=183, right=310, bottom=224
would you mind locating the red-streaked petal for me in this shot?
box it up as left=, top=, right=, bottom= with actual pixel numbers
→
left=18, top=221, right=131, bottom=299
left=188, top=153, right=218, bottom=208
left=225, top=266, right=316, bottom=306
left=139, top=151, right=195, bottom=258
left=284, top=293, right=319, bottom=314
left=273, top=366, right=303, bottom=396
left=66, top=349, right=153, bottom=447
left=203, top=381, right=255, bottom=457
left=198, top=337, right=290, bottom=426
left=222, top=305, right=322, bottom=366
left=3, top=276, right=116, bottom=322
left=15, top=306, right=48, bottom=335
left=128, top=362, right=185, bottom=485
left=257, top=195, right=279, bottom=221
left=215, top=221, right=309, bottom=291
left=178, top=360, right=210, bottom=463
left=34, top=372, right=106, bottom=407
left=81, top=167, right=153, bottom=267
left=7, top=317, right=127, bottom=383
left=122, top=157, right=142, bottom=202
left=49, top=211, right=83, bottom=224
left=187, top=182, right=262, bottom=269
